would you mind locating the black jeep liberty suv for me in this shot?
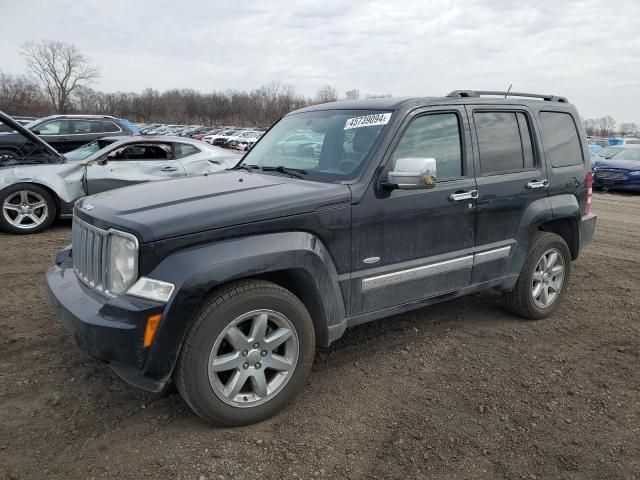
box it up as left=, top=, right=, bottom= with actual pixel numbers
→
left=47, top=90, right=597, bottom=426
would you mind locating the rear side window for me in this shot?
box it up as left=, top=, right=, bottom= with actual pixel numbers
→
left=101, top=121, right=121, bottom=133
left=71, top=120, right=92, bottom=134
left=539, top=112, right=583, bottom=167
left=174, top=143, right=200, bottom=158
left=475, top=112, right=535, bottom=174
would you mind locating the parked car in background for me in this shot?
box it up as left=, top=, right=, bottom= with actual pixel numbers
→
left=203, top=129, right=239, bottom=145
left=193, top=128, right=225, bottom=141
left=593, top=144, right=640, bottom=191
left=224, top=130, right=262, bottom=149
left=0, top=114, right=137, bottom=157
left=0, top=111, right=240, bottom=234
left=233, top=131, right=264, bottom=151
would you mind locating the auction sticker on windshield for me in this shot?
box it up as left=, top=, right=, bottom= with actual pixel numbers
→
left=344, top=113, right=392, bottom=130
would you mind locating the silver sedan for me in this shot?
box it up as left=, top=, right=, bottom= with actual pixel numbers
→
left=0, top=113, right=241, bottom=234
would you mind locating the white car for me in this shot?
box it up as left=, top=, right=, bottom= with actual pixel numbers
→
left=224, top=130, right=263, bottom=149
left=202, top=129, right=240, bottom=145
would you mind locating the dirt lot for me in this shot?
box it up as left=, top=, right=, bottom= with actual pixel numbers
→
left=0, top=193, right=638, bottom=480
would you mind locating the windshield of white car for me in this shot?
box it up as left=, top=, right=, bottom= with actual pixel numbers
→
left=64, top=139, right=118, bottom=161
left=237, top=109, right=392, bottom=183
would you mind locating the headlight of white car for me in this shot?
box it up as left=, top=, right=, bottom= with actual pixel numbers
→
left=107, top=230, right=138, bottom=295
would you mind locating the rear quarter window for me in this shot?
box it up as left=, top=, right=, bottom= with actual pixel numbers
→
left=539, top=112, right=583, bottom=167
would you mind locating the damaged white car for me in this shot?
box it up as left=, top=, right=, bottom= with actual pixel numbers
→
left=0, top=112, right=240, bottom=234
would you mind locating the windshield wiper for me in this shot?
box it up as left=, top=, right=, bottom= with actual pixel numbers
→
left=262, top=165, right=308, bottom=179
left=234, top=163, right=262, bottom=173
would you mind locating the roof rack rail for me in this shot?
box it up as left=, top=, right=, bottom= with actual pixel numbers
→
left=447, top=90, right=569, bottom=103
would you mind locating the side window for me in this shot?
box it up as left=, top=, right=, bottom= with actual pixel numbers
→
left=539, top=112, right=583, bottom=167
left=108, top=144, right=173, bottom=160
left=391, top=113, right=463, bottom=180
left=475, top=112, right=534, bottom=174
left=174, top=143, right=200, bottom=158
left=36, top=120, right=69, bottom=135
left=71, top=120, right=92, bottom=134
left=101, top=121, right=121, bottom=133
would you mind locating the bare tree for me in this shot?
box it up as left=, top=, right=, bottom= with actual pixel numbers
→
left=0, top=72, right=47, bottom=116
left=20, top=40, right=99, bottom=113
left=345, top=89, right=360, bottom=101
left=619, top=122, right=639, bottom=136
left=582, top=118, right=597, bottom=136
left=315, top=85, right=338, bottom=104
left=595, top=116, right=616, bottom=137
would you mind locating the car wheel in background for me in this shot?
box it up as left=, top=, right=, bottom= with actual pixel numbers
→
left=0, top=183, right=57, bottom=234
left=175, top=280, right=315, bottom=426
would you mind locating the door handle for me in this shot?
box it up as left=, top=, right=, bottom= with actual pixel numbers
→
left=449, top=190, right=478, bottom=202
left=161, top=166, right=178, bottom=172
left=526, top=179, right=549, bottom=189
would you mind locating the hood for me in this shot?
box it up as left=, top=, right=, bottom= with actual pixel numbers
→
left=76, top=170, right=351, bottom=242
left=594, top=158, right=640, bottom=171
left=0, top=110, right=63, bottom=161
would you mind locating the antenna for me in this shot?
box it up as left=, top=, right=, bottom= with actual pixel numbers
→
left=505, top=84, right=513, bottom=98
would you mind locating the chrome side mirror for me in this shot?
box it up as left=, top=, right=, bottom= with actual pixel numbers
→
left=387, top=157, right=437, bottom=190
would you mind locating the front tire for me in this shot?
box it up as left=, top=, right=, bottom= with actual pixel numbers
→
left=0, top=184, right=57, bottom=234
left=503, top=232, right=571, bottom=319
left=175, top=280, right=315, bottom=426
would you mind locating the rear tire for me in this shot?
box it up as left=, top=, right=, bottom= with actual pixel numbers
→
left=503, top=232, right=571, bottom=320
left=175, top=280, right=315, bottom=426
left=0, top=183, right=57, bottom=234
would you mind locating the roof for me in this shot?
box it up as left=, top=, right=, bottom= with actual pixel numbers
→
left=35, top=114, right=118, bottom=121
left=290, top=90, right=571, bottom=115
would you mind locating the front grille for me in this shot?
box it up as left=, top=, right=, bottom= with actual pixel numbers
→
left=72, top=217, right=109, bottom=293
left=595, top=170, right=628, bottom=181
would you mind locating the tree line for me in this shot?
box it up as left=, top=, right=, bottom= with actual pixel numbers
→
left=1, top=40, right=636, bottom=134
left=0, top=40, right=392, bottom=127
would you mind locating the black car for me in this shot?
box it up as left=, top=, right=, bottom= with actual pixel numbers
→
left=47, top=90, right=596, bottom=427
left=0, top=114, right=136, bottom=157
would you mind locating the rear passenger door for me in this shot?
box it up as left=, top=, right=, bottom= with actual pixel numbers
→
left=468, top=106, right=548, bottom=283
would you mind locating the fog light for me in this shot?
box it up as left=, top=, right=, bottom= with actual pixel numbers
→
left=128, top=277, right=175, bottom=302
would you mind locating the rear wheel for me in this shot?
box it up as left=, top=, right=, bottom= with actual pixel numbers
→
left=176, top=280, right=315, bottom=426
left=0, top=184, right=57, bottom=234
left=503, top=232, right=571, bottom=319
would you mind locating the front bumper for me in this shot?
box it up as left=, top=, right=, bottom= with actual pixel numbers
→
left=46, top=247, right=167, bottom=392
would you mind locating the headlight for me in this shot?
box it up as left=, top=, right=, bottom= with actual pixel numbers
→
left=107, top=230, right=138, bottom=295
left=630, top=171, right=640, bottom=176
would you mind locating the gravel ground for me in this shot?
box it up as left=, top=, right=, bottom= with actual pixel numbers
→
left=0, top=192, right=638, bottom=480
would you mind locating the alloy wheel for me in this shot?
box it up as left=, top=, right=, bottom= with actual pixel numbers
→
left=532, top=248, right=565, bottom=308
left=2, top=190, right=48, bottom=230
left=208, top=309, right=299, bottom=408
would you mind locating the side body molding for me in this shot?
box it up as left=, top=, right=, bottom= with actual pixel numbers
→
left=141, top=232, right=346, bottom=383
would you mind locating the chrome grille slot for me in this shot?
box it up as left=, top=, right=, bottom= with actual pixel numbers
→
left=72, top=217, right=109, bottom=292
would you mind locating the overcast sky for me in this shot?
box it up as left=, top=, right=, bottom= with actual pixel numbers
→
left=1, top=0, right=638, bottom=122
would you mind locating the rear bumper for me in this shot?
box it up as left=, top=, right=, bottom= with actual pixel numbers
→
left=46, top=247, right=167, bottom=392
left=579, top=213, right=597, bottom=252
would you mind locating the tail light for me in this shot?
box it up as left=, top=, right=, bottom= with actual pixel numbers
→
left=585, top=172, right=592, bottom=214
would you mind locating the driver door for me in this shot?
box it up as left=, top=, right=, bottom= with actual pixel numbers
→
left=85, top=143, right=187, bottom=195
left=350, top=107, right=477, bottom=315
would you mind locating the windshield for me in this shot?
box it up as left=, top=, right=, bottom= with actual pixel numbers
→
left=609, top=149, right=640, bottom=161
left=64, top=139, right=116, bottom=161
left=238, top=109, right=392, bottom=182
left=599, top=146, right=622, bottom=158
